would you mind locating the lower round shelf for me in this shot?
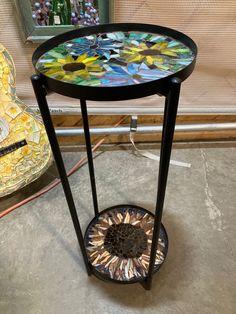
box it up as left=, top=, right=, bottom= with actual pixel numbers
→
left=84, top=205, right=168, bottom=284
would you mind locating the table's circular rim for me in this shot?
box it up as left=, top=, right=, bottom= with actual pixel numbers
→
left=32, top=23, right=197, bottom=101
left=84, top=204, right=168, bottom=284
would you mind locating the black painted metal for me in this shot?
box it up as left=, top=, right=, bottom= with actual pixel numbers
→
left=32, top=23, right=197, bottom=101
left=145, top=77, right=181, bottom=290
left=31, top=23, right=197, bottom=290
left=31, top=74, right=91, bottom=276
left=80, top=99, right=99, bottom=216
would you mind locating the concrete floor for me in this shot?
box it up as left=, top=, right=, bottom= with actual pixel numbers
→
left=1, top=146, right=236, bottom=314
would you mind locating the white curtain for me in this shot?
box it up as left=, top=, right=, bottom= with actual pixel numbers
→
left=113, top=0, right=236, bottom=113
left=0, top=0, right=235, bottom=114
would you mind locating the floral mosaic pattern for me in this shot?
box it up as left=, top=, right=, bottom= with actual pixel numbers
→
left=85, top=206, right=168, bottom=282
left=36, top=31, right=195, bottom=87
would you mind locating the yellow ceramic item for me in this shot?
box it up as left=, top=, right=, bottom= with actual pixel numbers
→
left=0, top=44, right=52, bottom=197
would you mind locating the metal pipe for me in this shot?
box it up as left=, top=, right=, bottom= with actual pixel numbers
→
left=55, top=122, right=236, bottom=137
left=30, top=106, right=236, bottom=115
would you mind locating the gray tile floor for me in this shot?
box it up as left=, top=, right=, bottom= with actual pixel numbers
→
left=1, top=146, right=236, bottom=314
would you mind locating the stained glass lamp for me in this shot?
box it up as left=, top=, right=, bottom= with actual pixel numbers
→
left=31, top=23, right=197, bottom=290
left=0, top=44, right=52, bottom=197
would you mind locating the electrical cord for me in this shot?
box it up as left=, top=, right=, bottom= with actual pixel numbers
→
left=0, top=116, right=126, bottom=219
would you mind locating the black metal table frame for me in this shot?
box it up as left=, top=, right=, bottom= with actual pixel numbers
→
left=31, top=23, right=197, bottom=290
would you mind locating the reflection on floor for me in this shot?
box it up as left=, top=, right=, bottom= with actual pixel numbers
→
left=1, top=145, right=236, bottom=314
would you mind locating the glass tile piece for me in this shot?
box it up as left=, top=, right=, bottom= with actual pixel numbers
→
left=0, top=117, right=10, bottom=142
left=36, top=30, right=195, bottom=87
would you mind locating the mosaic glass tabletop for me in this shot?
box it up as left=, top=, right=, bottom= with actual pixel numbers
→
left=35, top=31, right=195, bottom=87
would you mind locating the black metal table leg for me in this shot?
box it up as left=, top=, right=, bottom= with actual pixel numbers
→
left=145, top=77, right=182, bottom=290
left=31, top=22, right=197, bottom=289
left=80, top=99, right=99, bottom=216
left=31, top=75, right=91, bottom=275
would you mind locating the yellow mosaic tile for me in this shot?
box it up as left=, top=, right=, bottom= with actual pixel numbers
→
left=0, top=44, right=52, bottom=197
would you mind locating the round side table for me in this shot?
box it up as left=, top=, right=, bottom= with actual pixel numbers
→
left=31, top=23, right=197, bottom=290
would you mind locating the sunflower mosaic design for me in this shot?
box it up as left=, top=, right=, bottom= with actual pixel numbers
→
left=36, top=31, right=194, bottom=87
left=38, top=54, right=104, bottom=84
left=84, top=206, right=168, bottom=282
left=121, top=40, right=189, bottom=69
